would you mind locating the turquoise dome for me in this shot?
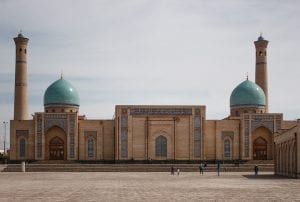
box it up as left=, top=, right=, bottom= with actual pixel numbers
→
left=44, top=78, right=80, bottom=106
left=230, top=80, right=266, bottom=107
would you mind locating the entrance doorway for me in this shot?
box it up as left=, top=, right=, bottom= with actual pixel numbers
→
left=253, top=137, right=267, bottom=160
left=49, top=137, right=65, bottom=160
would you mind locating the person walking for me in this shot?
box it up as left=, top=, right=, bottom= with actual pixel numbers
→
left=254, top=165, right=259, bottom=176
left=177, top=168, right=180, bottom=176
left=171, top=166, right=175, bottom=176
left=199, top=163, right=204, bottom=175
left=217, top=161, right=221, bottom=176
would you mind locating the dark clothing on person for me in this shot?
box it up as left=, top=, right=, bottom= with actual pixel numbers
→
left=254, top=165, right=259, bottom=175
left=171, top=166, right=175, bottom=175
left=199, top=164, right=204, bottom=174
left=217, top=162, right=221, bottom=176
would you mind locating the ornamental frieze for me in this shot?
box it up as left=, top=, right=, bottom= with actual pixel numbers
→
left=130, top=108, right=193, bottom=115
left=251, top=121, right=274, bottom=133
left=44, top=119, right=67, bottom=133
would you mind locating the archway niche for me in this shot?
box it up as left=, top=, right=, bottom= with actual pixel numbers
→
left=45, top=126, right=67, bottom=160
left=252, top=126, right=273, bottom=160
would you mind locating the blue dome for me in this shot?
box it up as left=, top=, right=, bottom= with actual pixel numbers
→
left=230, top=80, right=266, bottom=107
left=44, top=78, right=80, bottom=106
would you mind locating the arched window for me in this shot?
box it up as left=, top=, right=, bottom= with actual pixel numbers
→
left=155, top=136, right=167, bottom=157
left=224, top=139, right=231, bottom=158
left=19, top=138, right=26, bottom=158
left=87, top=138, right=94, bottom=158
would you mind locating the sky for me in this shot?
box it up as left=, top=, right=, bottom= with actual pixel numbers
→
left=0, top=0, right=300, bottom=149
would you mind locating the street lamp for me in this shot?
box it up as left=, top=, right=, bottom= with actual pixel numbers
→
left=3, top=121, right=8, bottom=155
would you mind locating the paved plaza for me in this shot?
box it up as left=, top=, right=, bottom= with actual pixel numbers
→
left=0, top=171, right=299, bottom=201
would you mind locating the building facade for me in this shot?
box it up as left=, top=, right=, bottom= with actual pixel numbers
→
left=10, top=33, right=298, bottom=163
left=274, top=122, right=300, bottom=178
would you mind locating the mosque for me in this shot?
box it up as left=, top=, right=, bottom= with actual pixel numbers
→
left=9, top=33, right=299, bottom=177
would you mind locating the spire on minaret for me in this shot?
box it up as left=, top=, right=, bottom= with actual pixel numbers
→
left=18, top=30, right=24, bottom=38
left=258, top=32, right=264, bottom=41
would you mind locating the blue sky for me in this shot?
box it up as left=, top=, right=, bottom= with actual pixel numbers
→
left=0, top=0, right=300, bottom=148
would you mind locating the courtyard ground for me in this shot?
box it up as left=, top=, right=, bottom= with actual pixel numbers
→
left=0, top=171, right=299, bottom=201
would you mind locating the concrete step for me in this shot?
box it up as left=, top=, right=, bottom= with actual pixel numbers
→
left=2, top=163, right=274, bottom=172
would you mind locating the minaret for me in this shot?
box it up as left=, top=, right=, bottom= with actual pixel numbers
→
left=14, top=32, right=29, bottom=120
left=254, top=34, right=269, bottom=112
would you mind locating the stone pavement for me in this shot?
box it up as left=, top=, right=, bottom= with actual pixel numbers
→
left=0, top=172, right=299, bottom=201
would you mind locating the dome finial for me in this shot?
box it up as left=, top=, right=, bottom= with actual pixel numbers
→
left=18, top=30, right=24, bottom=38
left=60, top=69, right=63, bottom=79
left=258, top=32, right=264, bottom=41
left=246, top=72, right=249, bottom=80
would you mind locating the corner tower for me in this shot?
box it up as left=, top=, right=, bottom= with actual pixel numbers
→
left=13, top=32, right=29, bottom=120
left=254, top=34, right=269, bottom=112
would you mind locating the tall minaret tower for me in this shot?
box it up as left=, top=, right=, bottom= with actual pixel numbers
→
left=254, top=34, right=269, bottom=112
left=13, top=32, right=29, bottom=120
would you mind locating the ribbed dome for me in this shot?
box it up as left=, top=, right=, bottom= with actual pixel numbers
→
left=44, top=78, right=80, bottom=106
left=230, top=80, right=266, bottom=107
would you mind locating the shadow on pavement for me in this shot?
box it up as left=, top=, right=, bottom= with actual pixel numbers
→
left=243, top=174, right=290, bottom=179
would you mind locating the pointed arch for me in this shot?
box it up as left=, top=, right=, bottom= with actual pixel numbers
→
left=49, top=136, right=65, bottom=160
left=45, top=126, right=67, bottom=160
left=252, top=126, right=273, bottom=160
left=253, top=137, right=267, bottom=160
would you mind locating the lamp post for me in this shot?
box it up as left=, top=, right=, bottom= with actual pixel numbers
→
left=3, top=121, right=8, bottom=155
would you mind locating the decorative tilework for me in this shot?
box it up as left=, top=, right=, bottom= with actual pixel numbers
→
left=194, top=115, right=201, bottom=158
left=121, top=115, right=128, bottom=158
left=37, top=114, right=43, bottom=158
left=130, top=108, right=192, bottom=115
left=251, top=120, right=274, bottom=133
left=69, top=114, right=76, bottom=158
left=243, top=113, right=283, bottom=159
left=84, top=131, right=97, bottom=158
left=45, top=114, right=67, bottom=119
left=44, top=119, right=67, bottom=133
left=276, top=114, right=282, bottom=132
left=244, top=119, right=250, bottom=157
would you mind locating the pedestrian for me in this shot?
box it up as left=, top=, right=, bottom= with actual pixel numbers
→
left=171, top=166, right=174, bottom=176
left=199, top=163, right=204, bottom=175
left=217, top=161, right=221, bottom=176
left=254, top=165, right=259, bottom=176
left=177, top=168, right=180, bottom=176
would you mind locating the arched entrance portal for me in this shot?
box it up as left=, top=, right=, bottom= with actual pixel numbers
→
left=45, top=126, right=67, bottom=160
left=253, top=137, right=267, bottom=160
left=49, top=137, right=65, bottom=160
